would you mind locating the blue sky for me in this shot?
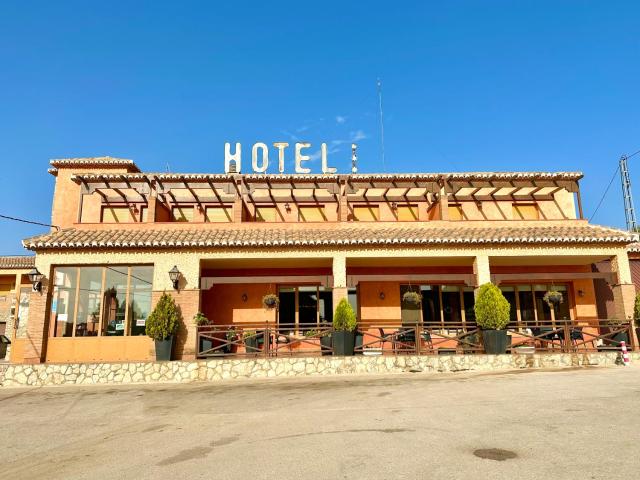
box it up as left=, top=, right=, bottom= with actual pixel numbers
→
left=1, top=1, right=639, bottom=254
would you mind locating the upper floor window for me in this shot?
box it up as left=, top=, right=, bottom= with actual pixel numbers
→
left=205, top=206, right=232, bottom=223
left=299, top=206, right=327, bottom=222
left=396, top=205, right=418, bottom=221
left=352, top=205, right=379, bottom=221
left=172, top=206, right=194, bottom=222
left=255, top=206, right=279, bottom=222
left=448, top=204, right=465, bottom=221
left=512, top=203, right=539, bottom=220
left=102, top=206, right=145, bottom=223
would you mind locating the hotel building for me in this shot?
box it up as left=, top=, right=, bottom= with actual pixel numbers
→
left=3, top=156, right=639, bottom=363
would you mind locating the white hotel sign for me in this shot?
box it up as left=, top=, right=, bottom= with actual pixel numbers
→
left=225, top=142, right=338, bottom=174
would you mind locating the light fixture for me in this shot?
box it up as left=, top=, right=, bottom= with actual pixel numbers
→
left=241, top=293, right=248, bottom=302
left=168, top=266, right=181, bottom=290
left=578, top=289, right=585, bottom=297
left=28, top=268, right=44, bottom=292
left=379, top=291, right=385, bottom=300
left=391, top=202, right=398, bottom=210
left=284, top=203, right=291, bottom=213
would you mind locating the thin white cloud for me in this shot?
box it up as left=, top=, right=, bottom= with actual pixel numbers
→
left=336, top=115, right=347, bottom=124
left=280, top=130, right=299, bottom=142
left=350, top=130, right=368, bottom=142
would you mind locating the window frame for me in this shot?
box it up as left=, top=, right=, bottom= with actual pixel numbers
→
left=351, top=203, right=380, bottom=222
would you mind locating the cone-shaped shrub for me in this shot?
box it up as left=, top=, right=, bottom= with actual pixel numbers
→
left=474, top=282, right=510, bottom=330
left=333, top=298, right=357, bottom=332
left=146, top=292, right=180, bottom=341
left=634, top=292, right=640, bottom=323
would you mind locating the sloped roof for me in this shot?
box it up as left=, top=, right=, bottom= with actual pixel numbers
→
left=49, top=156, right=140, bottom=173
left=22, top=222, right=635, bottom=251
left=0, top=256, right=35, bottom=269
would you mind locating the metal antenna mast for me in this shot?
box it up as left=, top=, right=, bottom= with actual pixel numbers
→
left=376, top=78, right=386, bottom=172
left=620, top=154, right=637, bottom=231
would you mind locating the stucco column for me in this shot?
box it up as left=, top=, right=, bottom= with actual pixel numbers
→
left=23, top=280, right=51, bottom=364
left=473, top=254, right=491, bottom=296
left=610, top=251, right=638, bottom=349
left=332, top=254, right=348, bottom=308
left=151, top=256, right=202, bottom=360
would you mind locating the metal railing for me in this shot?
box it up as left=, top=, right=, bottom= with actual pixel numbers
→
left=196, top=320, right=636, bottom=358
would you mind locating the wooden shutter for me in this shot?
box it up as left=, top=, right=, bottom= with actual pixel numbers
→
left=512, top=204, right=539, bottom=220
left=448, top=205, right=464, bottom=221
left=353, top=206, right=379, bottom=221
left=205, top=207, right=232, bottom=223
left=397, top=205, right=418, bottom=221
left=172, top=206, right=194, bottom=222
left=102, top=207, right=133, bottom=223
left=256, top=207, right=278, bottom=222
left=299, top=206, right=326, bottom=222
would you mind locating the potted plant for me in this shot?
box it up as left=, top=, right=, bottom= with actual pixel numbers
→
left=603, top=317, right=629, bottom=349
left=402, top=290, right=422, bottom=305
left=244, top=330, right=264, bottom=353
left=262, top=293, right=279, bottom=310
left=474, top=282, right=510, bottom=354
left=146, top=292, right=180, bottom=361
left=332, top=298, right=357, bottom=356
left=543, top=290, right=563, bottom=307
left=194, top=312, right=213, bottom=355
left=319, top=322, right=333, bottom=355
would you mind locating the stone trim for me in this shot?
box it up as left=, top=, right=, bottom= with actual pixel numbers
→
left=2, top=353, right=637, bottom=387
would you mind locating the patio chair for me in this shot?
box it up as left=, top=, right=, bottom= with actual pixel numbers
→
left=378, top=328, right=394, bottom=352
left=394, top=328, right=417, bottom=353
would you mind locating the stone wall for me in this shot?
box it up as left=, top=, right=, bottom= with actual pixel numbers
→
left=2, top=352, right=639, bottom=388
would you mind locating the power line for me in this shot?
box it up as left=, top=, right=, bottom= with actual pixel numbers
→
left=0, top=214, right=59, bottom=230
left=588, top=148, right=640, bottom=223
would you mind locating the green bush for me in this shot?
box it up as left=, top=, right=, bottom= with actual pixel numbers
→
left=193, top=312, right=209, bottom=326
left=333, top=298, right=357, bottom=332
left=634, top=293, right=640, bottom=323
left=474, top=283, right=510, bottom=330
left=146, top=292, right=181, bottom=341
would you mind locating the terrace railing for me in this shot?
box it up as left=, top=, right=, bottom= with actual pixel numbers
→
left=196, top=320, right=636, bottom=358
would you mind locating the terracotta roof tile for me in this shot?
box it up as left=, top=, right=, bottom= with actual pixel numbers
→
left=0, top=255, right=35, bottom=269
left=22, top=223, right=636, bottom=251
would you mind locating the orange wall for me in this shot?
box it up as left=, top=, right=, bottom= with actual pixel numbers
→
left=202, top=283, right=277, bottom=325
left=44, top=336, right=154, bottom=363
left=359, top=281, right=401, bottom=322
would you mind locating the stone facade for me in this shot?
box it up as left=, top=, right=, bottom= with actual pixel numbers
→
left=2, top=352, right=638, bottom=388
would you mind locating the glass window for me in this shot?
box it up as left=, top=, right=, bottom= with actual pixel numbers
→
left=348, top=288, right=358, bottom=322
left=299, top=206, right=327, bottom=222
left=397, top=205, right=418, bottom=221
left=512, top=204, right=539, bottom=220
left=103, top=267, right=129, bottom=336
left=15, top=287, right=30, bottom=338
left=553, top=285, right=571, bottom=321
left=517, top=285, right=536, bottom=323
left=298, top=286, right=318, bottom=327
left=102, top=206, right=135, bottom=223
left=75, top=267, right=102, bottom=337
left=318, top=287, right=333, bottom=324
left=420, top=285, right=441, bottom=325
left=172, top=206, right=194, bottom=222
left=278, top=287, right=295, bottom=329
left=463, top=287, right=476, bottom=324
left=51, top=267, right=77, bottom=337
left=400, top=285, right=421, bottom=324
left=500, top=286, right=517, bottom=326
left=534, top=284, right=552, bottom=321
left=256, top=206, right=278, bottom=222
left=448, top=204, right=464, bottom=221
left=140, top=206, right=148, bottom=222
left=352, top=205, right=379, bottom=221
left=441, top=285, right=462, bottom=324
left=205, top=207, right=232, bottom=223
left=129, top=266, right=153, bottom=336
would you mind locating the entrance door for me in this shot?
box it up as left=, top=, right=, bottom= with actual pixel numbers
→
left=277, top=286, right=333, bottom=332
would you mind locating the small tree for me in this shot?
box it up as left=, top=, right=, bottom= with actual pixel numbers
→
left=634, top=292, right=640, bottom=324
left=146, top=292, right=180, bottom=341
left=474, top=283, right=510, bottom=330
left=333, top=298, right=357, bottom=332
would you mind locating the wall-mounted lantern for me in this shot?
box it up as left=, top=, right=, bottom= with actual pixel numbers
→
left=241, top=293, right=248, bottom=302
left=168, top=266, right=181, bottom=290
left=28, top=268, right=44, bottom=292
left=379, top=291, right=385, bottom=300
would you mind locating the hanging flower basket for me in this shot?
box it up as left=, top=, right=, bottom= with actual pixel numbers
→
left=262, top=293, right=280, bottom=309
left=543, top=291, right=563, bottom=307
left=402, top=291, right=422, bottom=305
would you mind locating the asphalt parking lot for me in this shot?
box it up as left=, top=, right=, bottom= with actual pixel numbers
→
left=1, top=365, right=639, bottom=480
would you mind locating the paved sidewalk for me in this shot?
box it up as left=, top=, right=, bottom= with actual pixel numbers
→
left=1, top=365, right=639, bottom=479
